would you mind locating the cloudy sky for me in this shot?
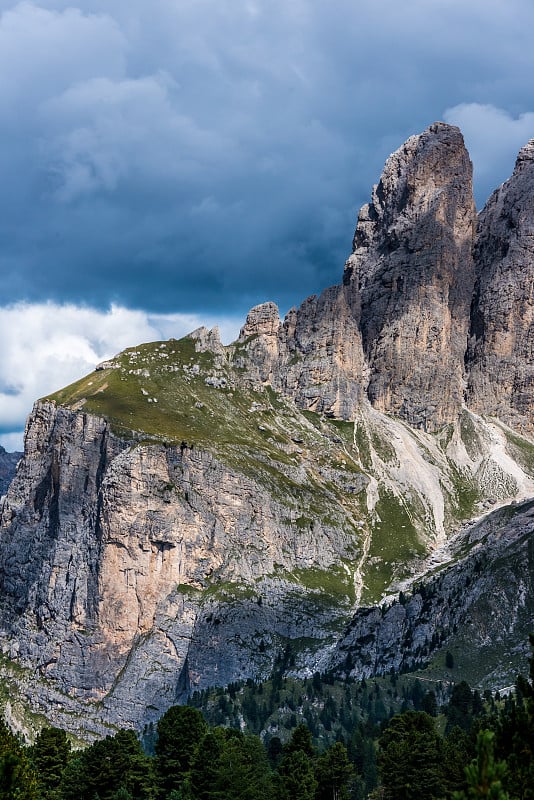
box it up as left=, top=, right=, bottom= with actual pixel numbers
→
left=1, top=0, right=534, bottom=450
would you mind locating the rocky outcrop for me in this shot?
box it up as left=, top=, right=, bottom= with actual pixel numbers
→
left=325, top=498, right=534, bottom=689
left=342, top=122, right=476, bottom=430
left=466, top=140, right=534, bottom=433
left=0, top=446, right=21, bottom=496
left=237, top=124, right=478, bottom=431
left=277, top=285, right=367, bottom=418
left=235, top=287, right=367, bottom=418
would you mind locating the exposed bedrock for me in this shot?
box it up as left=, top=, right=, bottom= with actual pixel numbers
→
left=466, top=139, right=534, bottom=434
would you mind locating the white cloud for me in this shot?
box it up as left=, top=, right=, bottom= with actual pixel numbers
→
left=0, top=302, right=241, bottom=451
left=443, top=103, right=534, bottom=205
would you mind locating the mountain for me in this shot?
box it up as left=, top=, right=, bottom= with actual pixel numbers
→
left=0, top=122, right=533, bottom=740
left=0, top=446, right=21, bottom=497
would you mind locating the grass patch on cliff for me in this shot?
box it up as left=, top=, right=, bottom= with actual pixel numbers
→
left=202, top=581, right=258, bottom=602
left=459, top=410, right=483, bottom=459
left=500, top=424, right=534, bottom=476
left=329, top=418, right=355, bottom=443
left=290, top=565, right=356, bottom=604
left=447, top=460, right=480, bottom=519
left=46, top=337, right=300, bottom=469
left=361, top=489, right=425, bottom=604
left=354, top=422, right=373, bottom=470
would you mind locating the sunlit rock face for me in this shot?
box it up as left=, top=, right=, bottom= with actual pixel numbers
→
left=343, top=122, right=477, bottom=431
left=239, top=124, right=478, bottom=431
left=466, top=139, right=534, bottom=434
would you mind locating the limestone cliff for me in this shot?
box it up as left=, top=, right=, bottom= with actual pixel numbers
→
left=467, top=139, right=534, bottom=433
left=343, top=122, right=476, bottom=430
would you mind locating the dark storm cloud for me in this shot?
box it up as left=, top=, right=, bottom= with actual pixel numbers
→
left=1, top=0, right=534, bottom=316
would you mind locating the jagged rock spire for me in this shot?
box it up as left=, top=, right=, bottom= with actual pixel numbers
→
left=344, top=122, right=477, bottom=430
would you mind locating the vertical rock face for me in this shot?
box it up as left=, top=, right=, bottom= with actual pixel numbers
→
left=236, top=288, right=367, bottom=418
left=0, top=397, right=364, bottom=729
left=276, top=285, right=367, bottom=418
left=344, top=122, right=477, bottom=430
left=466, top=140, right=534, bottom=433
left=0, top=403, right=128, bottom=695
left=0, top=446, right=21, bottom=497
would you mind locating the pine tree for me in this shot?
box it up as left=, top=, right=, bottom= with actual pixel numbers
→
left=283, top=724, right=316, bottom=759
left=315, top=742, right=353, bottom=800
left=0, top=719, right=38, bottom=800
left=155, top=706, right=207, bottom=797
left=189, top=730, right=224, bottom=800
left=453, top=730, right=509, bottom=800
left=216, top=734, right=274, bottom=800
left=30, top=726, right=71, bottom=798
left=494, top=634, right=534, bottom=800
left=378, top=711, right=444, bottom=800
left=277, top=750, right=317, bottom=800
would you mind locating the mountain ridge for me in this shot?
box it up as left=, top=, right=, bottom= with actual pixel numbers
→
left=1, top=122, right=534, bottom=739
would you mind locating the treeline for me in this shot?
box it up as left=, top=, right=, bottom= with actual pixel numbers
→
left=185, top=657, right=480, bottom=745
left=0, top=637, right=532, bottom=800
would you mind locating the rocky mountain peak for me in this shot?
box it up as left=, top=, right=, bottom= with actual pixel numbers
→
left=342, top=121, right=476, bottom=430
left=514, top=138, right=534, bottom=170
left=346, top=122, right=471, bottom=270
left=238, top=301, right=281, bottom=340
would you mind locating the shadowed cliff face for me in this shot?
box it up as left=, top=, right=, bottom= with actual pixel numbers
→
left=466, top=139, right=534, bottom=434
left=0, top=447, right=21, bottom=497
left=1, top=122, right=534, bottom=739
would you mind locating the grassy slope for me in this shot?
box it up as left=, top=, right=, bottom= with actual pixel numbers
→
left=45, top=335, right=534, bottom=608
left=46, top=337, right=367, bottom=603
left=45, top=336, right=440, bottom=605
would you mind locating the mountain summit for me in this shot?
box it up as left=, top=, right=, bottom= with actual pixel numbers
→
left=1, top=123, right=533, bottom=738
